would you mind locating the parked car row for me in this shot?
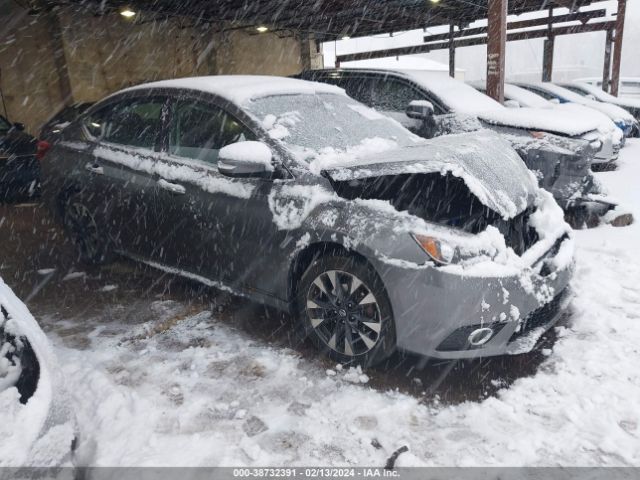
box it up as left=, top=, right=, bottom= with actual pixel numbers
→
left=5, top=72, right=637, bottom=369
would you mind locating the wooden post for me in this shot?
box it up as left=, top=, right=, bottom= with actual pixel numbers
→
left=542, top=38, right=555, bottom=82
left=611, top=0, right=626, bottom=96
left=486, top=0, right=507, bottom=102
left=542, top=8, right=554, bottom=82
left=448, top=24, right=455, bottom=78
left=602, top=28, right=613, bottom=93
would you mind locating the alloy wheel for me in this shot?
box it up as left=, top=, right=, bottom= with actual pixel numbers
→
left=64, top=202, right=101, bottom=261
left=305, top=269, right=382, bottom=357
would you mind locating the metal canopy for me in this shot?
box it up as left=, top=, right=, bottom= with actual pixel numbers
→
left=67, top=0, right=598, bottom=40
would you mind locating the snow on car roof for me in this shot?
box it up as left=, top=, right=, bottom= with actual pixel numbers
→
left=122, top=75, right=346, bottom=105
left=504, top=84, right=553, bottom=109
left=519, top=82, right=635, bottom=122
left=397, top=70, right=504, bottom=114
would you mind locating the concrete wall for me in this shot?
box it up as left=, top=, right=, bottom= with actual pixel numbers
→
left=0, top=4, right=322, bottom=134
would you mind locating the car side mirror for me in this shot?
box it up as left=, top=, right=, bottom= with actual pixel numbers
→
left=504, top=99, right=521, bottom=109
left=218, top=141, right=275, bottom=178
left=548, top=98, right=561, bottom=105
left=406, top=100, right=434, bottom=120
left=12, top=122, right=25, bottom=131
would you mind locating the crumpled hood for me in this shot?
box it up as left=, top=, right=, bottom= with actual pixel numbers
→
left=323, top=130, right=538, bottom=219
left=477, top=107, right=600, bottom=137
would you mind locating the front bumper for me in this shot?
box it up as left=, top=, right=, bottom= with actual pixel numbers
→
left=376, top=237, right=574, bottom=359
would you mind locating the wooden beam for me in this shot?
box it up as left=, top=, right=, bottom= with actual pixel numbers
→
left=486, top=0, right=507, bottom=102
left=422, top=9, right=607, bottom=43
left=336, top=21, right=616, bottom=62
left=611, top=0, right=626, bottom=96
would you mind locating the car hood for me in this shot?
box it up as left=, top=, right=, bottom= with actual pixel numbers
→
left=322, top=130, right=537, bottom=219
left=477, top=107, right=600, bottom=137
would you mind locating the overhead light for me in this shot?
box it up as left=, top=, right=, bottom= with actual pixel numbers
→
left=430, top=0, right=441, bottom=3
left=256, top=25, right=268, bottom=33
left=341, top=35, right=351, bottom=40
left=120, top=8, right=136, bottom=18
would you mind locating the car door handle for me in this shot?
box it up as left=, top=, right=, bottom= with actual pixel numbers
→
left=157, top=179, right=186, bottom=195
left=85, top=163, right=104, bottom=175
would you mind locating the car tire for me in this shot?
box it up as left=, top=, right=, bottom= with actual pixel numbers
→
left=62, top=199, right=113, bottom=265
left=296, top=253, right=396, bottom=368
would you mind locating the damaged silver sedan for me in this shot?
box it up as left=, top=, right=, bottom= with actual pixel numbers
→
left=41, top=76, right=574, bottom=367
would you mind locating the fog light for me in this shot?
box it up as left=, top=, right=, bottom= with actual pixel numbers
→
left=468, top=327, right=494, bottom=346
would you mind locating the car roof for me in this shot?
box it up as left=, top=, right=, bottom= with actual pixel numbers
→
left=120, top=75, right=345, bottom=105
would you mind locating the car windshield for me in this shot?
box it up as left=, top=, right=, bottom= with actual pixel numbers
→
left=244, top=93, right=418, bottom=155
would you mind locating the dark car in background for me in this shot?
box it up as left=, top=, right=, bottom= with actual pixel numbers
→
left=0, top=115, right=39, bottom=201
left=41, top=76, right=573, bottom=366
left=298, top=68, right=620, bottom=227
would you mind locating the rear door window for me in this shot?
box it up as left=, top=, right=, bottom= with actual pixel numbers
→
left=85, top=97, right=165, bottom=150
left=370, top=78, right=427, bottom=112
left=168, top=100, right=255, bottom=165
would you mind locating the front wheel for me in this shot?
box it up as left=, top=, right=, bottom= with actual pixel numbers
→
left=297, top=254, right=396, bottom=368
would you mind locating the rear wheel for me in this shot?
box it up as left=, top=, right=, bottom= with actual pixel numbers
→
left=62, top=200, right=113, bottom=265
left=297, top=254, right=396, bottom=367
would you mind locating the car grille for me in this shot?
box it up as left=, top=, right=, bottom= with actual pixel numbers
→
left=612, top=143, right=621, bottom=160
left=493, top=207, right=539, bottom=256
left=509, top=288, right=568, bottom=342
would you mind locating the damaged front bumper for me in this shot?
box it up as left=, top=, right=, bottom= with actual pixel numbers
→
left=375, top=236, right=574, bottom=359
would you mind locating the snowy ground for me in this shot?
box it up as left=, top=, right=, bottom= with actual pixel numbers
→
left=2, top=140, right=640, bottom=467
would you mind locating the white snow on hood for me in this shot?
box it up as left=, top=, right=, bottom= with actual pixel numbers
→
left=322, top=130, right=538, bottom=219
left=478, top=107, right=600, bottom=137
left=397, top=70, right=599, bottom=136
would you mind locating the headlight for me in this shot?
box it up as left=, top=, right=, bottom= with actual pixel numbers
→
left=412, top=234, right=455, bottom=265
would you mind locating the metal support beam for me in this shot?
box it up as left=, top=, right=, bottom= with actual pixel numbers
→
left=486, top=0, right=507, bottom=102
left=448, top=24, right=455, bottom=78
left=602, top=28, right=613, bottom=93
left=611, top=0, right=626, bottom=97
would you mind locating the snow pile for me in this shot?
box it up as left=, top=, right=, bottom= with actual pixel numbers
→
left=0, top=277, right=75, bottom=467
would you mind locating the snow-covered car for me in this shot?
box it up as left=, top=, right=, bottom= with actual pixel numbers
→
left=0, top=277, right=75, bottom=467
left=41, top=75, right=574, bottom=367
left=559, top=81, right=640, bottom=132
left=298, top=68, right=614, bottom=222
left=470, top=81, right=623, bottom=168
left=514, top=81, right=637, bottom=140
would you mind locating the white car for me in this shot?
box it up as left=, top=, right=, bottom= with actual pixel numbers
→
left=0, top=277, right=76, bottom=467
left=559, top=81, right=640, bottom=133
left=514, top=81, right=637, bottom=141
